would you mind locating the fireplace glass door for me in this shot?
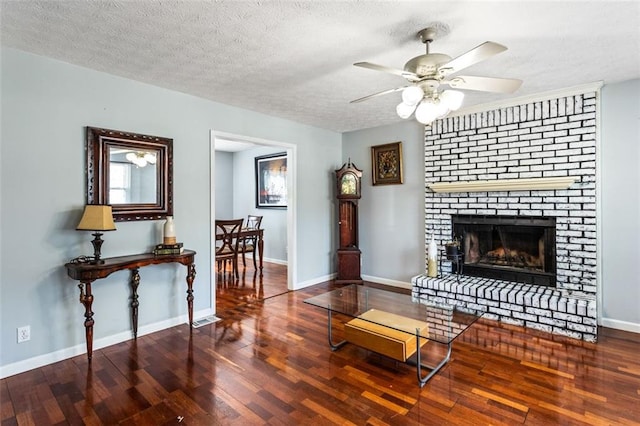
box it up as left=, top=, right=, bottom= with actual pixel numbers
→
left=452, top=215, right=556, bottom=286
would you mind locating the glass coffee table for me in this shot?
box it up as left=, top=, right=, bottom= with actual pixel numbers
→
left=304, top=284, right=482, bottom=387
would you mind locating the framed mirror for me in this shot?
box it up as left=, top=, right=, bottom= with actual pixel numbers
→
left=86, top=127, right=173, bottom=221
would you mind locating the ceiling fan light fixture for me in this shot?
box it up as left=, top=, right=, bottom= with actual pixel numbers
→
left=434, top=101, right=450, bottom=119
left=126, top=151, right=150, bottom=168
left=440, top=90, right=465, bottom=111
left=143, top=152, right=157, bottom=164
left=401, top=86, right=424, bottom=106
left=351, top=26, right=519, bottom=127
left=415, top=99, right=438, bottom=125
left=396, top=101, right=416, bottom=119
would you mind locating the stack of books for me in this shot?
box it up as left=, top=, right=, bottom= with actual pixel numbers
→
left=153, top=242, right=184, bottom=255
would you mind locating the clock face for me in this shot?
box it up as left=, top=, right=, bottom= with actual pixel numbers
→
left=340, top=173, right=357, bottom=195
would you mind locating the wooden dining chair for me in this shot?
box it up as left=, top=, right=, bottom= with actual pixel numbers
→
left=239, top=215, right=263, bottom=269
left=215, top=218, right=244, bottom=280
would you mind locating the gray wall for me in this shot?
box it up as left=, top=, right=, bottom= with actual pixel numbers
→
left=232, top=146, right=288, bottom=263
left=0, top=48, right=341, bottom=370
left=214, top=151, right=234, bottom=219
left=342, top=121, right=425, bottom=285
left=601, top=79, right=640, bottom=327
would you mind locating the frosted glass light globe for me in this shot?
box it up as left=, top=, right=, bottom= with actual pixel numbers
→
left=396, top=102, right=416, bottom=119
left=435, top=101, right=450, bottom=119
left=143, top=152, right=157, bottom=164
left=440, top=90, right=464, bottom=111
left=402, top=86, right=425, bottom=106
left=415, top=100, right=438, bottom=124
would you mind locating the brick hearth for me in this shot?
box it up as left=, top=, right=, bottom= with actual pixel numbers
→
left=414, top=90, right=598, bottom=341
left=412, top=275, right=597, bottom=341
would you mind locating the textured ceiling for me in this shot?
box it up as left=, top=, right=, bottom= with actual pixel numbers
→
left=1, top=1, right=639, bottom=133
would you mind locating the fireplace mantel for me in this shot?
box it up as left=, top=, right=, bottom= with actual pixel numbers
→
left=427, top=177, right=578, bottom=193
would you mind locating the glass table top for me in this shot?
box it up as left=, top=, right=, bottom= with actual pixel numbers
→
left=304, top=284, right=482, bottom=345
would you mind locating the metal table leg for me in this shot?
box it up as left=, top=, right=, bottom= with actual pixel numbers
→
left=411, top=330, right=453, bottom=387
left=327, top=307, right=347, bottom=351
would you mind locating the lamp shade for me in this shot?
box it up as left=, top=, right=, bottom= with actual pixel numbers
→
left=76, top=205, right=116, bottom=231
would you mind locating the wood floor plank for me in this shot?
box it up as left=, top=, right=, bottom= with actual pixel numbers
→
left=520, top=360, right=576, bottom=379
left=471, top=387, right=529, bottom=413
left=0, top=380, right=15, bottom=422
left=2, top=263, right=639, bottom=424
left=360, top=390, right=409, bottom=415
left=300, top=398, right=358, bottom=426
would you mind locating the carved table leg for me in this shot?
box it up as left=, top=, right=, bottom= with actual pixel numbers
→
left=78, top=281, right=95, bottom=361
left=186, top=263, right=196, bottom=328
left=257, top=234, right=264, bottom=277
left=130, top=268, right=140, bottom=339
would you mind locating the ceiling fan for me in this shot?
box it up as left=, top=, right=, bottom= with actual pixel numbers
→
left=351, top=27, right=522, bottom=124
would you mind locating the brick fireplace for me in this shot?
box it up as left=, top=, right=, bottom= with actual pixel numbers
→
left=412, top=91, right=598, bottom=341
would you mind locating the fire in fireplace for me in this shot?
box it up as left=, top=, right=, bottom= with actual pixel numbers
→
left=451, top=215, right=556, bottom=286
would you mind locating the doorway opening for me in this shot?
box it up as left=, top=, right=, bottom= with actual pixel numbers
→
left=210, top=130, right=296, bottom=315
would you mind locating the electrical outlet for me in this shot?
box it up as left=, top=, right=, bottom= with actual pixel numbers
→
left=17, top=326, right=30, bottom=343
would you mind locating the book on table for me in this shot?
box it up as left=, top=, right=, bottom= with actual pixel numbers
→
left=153, top=242, right=184, bottom=255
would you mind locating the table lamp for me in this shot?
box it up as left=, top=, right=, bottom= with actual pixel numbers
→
left=76, top=205, right=116, bottom=264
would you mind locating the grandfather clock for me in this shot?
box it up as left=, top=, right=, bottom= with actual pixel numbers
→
left=335, top=160, right=363, bottom=284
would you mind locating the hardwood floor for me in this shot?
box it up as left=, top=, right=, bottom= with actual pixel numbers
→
left=2, top=267, right=639, bottom=425
left=215, top=262, right=289, bottom=313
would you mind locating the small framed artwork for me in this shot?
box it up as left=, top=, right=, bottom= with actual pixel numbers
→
left=371, top=141, right=403, bottom=185
left=255, top=152, right=287, bottom=208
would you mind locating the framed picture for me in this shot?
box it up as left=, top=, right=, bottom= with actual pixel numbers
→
left=371, top=141, right=403, bottom=185
left=255, top=152, right=287, bottom=208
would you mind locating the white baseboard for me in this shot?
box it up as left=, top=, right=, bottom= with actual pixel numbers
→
left=292, top=273, right=411, bottom=291
left=293, top=273, right=336, bottom=290
left=0, top=308, right=213, bottom=379
left=362, top=274, right=412, bottom=290
left=600, top=317, right=640, bottom=334
left=263, top=257, right=287, bottom=266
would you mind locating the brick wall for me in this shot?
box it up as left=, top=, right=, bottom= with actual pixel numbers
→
left=412, top=91, right=599, bottom=341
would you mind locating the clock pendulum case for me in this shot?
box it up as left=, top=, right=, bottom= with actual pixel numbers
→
left=335, top=161, right=363, bottom=284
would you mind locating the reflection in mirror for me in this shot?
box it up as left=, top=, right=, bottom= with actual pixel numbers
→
left=108, top=147, right=158, bottom=204
left=86, top=127, right=173, bottom=221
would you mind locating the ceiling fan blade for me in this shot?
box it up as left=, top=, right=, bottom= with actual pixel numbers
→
left=350, top=86, right=406, bottom=104
left=445, top=75, right=522, bottom=93
left=354, top=62, right=417, bottom=79
left=439, top=42, right=508, bottom=75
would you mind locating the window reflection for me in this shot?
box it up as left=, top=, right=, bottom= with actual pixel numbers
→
left=109, top=162, right=130, bottom=204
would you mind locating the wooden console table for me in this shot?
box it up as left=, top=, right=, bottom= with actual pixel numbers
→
left=64, top=250, right=196, bottom=361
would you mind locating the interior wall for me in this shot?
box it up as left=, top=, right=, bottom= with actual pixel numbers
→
left=232, top=146, right=288, bottom=263
left=600, top=78, right=640, bottom=330
left=214, top=151, right=234, bottom=218
left=0, top=48, right=341, bottom=374
left=342, top=120, right=425, bottom=286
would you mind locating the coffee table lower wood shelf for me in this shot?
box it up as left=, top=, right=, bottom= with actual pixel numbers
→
left=305, top=284, right=482, bottom=387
